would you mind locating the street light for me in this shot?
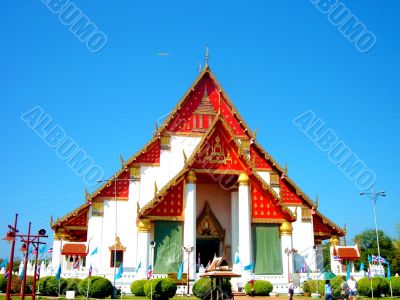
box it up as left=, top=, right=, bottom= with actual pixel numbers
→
left=182, top=246, right=194, bottom=295
left=360, top=189, right=386, bottom=274
left=284, top=248, right=297, bottom=282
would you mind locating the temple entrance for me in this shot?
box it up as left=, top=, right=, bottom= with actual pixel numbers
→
left=196, top=202, right=225, bottom=272
left=196, top=238, right=219, bottom=267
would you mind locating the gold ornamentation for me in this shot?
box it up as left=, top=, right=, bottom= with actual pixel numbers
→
left=154, top=181, right=158, bottom=195
left=137, top=219, right=151, bottom=232
left=183, top=150, right=188, bottom=164
left=270, top=172, right=280, bottom=186
left=120, top=154, right=125, bottom=166
left=301, top=206, right=312, bottom=222
left=186, top=170, right=197, bottom=183
left=196, top=202, right=225, bottom=239
left=315, top=195, right=319, bottom=209
left=109, top=236, right=127, bottom=251
left=130, top=166, right=140, bottom=181
left=279, top=221, right=293, bottom=235
left=330, top=235, right=340, bottom=246
left=92, top=202, right=104, bottom=216
left=203, top=135, right=232, bottom=164
left=238, top=173, right=249, bottom=185
left=160, top=136, right=171, bottom=150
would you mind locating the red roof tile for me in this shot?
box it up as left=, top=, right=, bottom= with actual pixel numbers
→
left=336, top=247, right=360, bottom=260
left=62, top=243, right=87, bottom=256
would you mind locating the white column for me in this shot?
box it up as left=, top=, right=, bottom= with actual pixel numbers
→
left=183, top=170, right=196, bottom=279
left=238, top=173, right=251, bottom=268
left=231, top=190, right=239, bottom=265
left=51, top=238, right=62, bottom=270
left=280, top=221, right=294, bottom=283
left=137, top=219, right=151, bottom=278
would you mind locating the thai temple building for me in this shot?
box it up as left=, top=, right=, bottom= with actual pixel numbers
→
left=49, top=64, right=346, bottom=291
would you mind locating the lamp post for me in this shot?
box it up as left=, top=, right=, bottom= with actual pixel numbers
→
left=182, top=246, right=194, bottom=295
left=284, top=248, right=297, bottom=282
left=4, top=214, right=18, bottom=300
left=360, top=189, right=386, bottom=274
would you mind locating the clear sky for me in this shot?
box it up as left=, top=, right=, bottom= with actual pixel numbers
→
left=1, top=1, right=399, bottom=258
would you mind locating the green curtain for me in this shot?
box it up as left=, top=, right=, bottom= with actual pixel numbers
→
left=154, top=221, right=183, bottom=273
left=253, top=224, right=283, bottom=274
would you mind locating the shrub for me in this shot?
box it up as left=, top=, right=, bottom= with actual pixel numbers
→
left=192, top=278, right=232, bottom=299
left=10, top=275, right=22, bottom=294
left=193, top=278, right=211, bottom=298
left=0, top=276, right=7, bottom=292
left=305, top=280, right=325, bottom=295
left=144, top=278, right=177, bottom=300
left=66, top=278, right=82, bottom=295
left=301, top=280, right=311, bottom=293
left=25, top=276, right=35, bottom=293
left=244, top=280, right=273, bottom=296
left=37, top=276, right=67, bottom=296
left=358, top=277, right=389, bottom=297
left=391, top=277, right=400, bottom=296
left=78, top=276, right=113, bottom=298
left=131, top=279, right=147, bottom=296
left=330, top=276, right=344, bottom=298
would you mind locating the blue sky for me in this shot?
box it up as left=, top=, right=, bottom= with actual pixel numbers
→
left=1, top=1, right=399, bottom=258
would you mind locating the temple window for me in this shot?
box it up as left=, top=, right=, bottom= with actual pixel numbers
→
left=110, top=250, right=123, bottom=267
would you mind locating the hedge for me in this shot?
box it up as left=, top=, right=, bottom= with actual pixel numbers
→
left=358, top=277, right=389, bottom=297
left=244, top=280, right=273, bottom=296
left=78, top=276, right=113, bottom=298
left=390, top=277, right=400, bottom=296
left=66, top=278, right=82, bottom=295
left=37, top=276, right=67, bottom=296
left=192, top=278, right=232, bottom=299
left=0, top=275, right=7, bottom=292
left=144, top=278, right=177, bottom=300
left=131, top=279, right=147, bottom=296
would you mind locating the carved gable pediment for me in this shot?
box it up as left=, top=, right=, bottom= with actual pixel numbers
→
left=109, top=236, right=126, bottom=251
left=196, top=202, right=225, bottom=239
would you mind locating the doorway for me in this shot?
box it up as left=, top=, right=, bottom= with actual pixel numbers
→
left=196, top=238, right=219, bottom=268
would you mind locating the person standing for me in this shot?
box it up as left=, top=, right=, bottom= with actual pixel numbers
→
left=288, top=280, right=294, bottom=300
left=340, top=276, right=350, bottom=300
left=325, top=280, right=332, bottom=300
left=347, top=276, right=358, bottom=300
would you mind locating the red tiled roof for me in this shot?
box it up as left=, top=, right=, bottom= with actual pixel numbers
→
left=336, top=247, right=360, bottom=260
left=62, top=243, right=87, bottom=256
left=200, top=271, right=241, bottom=278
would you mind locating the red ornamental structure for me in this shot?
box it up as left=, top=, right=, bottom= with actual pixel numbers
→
left=3, top=214, right=48, bottom=300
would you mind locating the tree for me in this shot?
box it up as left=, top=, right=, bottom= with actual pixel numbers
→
left=353, top=229, right=399, bottom=274
left=322, top=241, right=331, bottom=271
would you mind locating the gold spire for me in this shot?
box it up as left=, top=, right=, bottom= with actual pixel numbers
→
left=205, top=46, right=209, bottom=68
left=284, top=162, right=288, bottom=174
left=315, top=195, right=319, bottom=209
left=120, top=154, right=125, bottom=167
left=154, top=181, right=158, bottom=196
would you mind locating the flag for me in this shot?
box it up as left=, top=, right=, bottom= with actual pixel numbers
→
left=244, top=262, right=253, bottom=271
left=90, top=247, right=98, bottom=256
left=73, top=259, right=80, bottom=270
left=31, top=249, right=38, bottom=256
left=177, top=262, right=183, bottom=280
left=360, top=262, right=365, bottom=272
left=135, top=261, right=142, bottom=273
left=115, top=264, right=123, bottom=280
left=234, top=253, right=241, bottom=265
left=147, top=265, right=152, bottom=279
left=39, top=245, right=47, bottom=255
left=332, top=255, right=342, bottom=261
left=88, top=264, right=92, bottom=277
left=19, top=266, right=24, bottom=280
left=346, top=263, right=351, bottom=280
left=36, top=267, right=41, bottom=281
left=4, top=270, right=9, bottom=279
left=55, top=263, right=62, bottom=281
left=387, top=264, right=391, bottom=280
left=47, top=247, right=53, bottom=254
left=0, top=259, right=8, bottom=269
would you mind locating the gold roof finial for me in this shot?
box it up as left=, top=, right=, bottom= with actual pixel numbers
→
left=183, top=149, right=188, bottom=164
left=120, top=154, right=125, bottom=167
left=154, top=181, right=158, bottom=196
left=85, top=188, right=90, bottom=200
left=50, top=215, right=54, bottom=226
left=315, top=195, right=319, bottom=209
left=253, top=129, right=258, bottom=139
left=294, top=206, right=298, bottom=219
left=284, top=162, right=288, bottom=174
left=205, top=45, right=209, bottom=68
